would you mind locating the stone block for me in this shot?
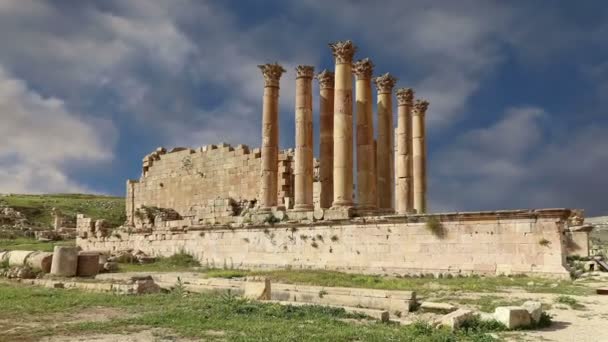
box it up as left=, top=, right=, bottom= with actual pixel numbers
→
left=494, top=306, right=531, bottom=329
left=435, top=309, right=474, bottom=330
left=522, top=301, right=543, bottom=323
left=420, top=302, right=457, bottom=314
left=77, top=252, right=100, bottom=277
left=50, top=246, right=79, bottom=277
left=243, top=278, right=271, bottom=300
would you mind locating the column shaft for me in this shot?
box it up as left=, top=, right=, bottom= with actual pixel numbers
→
left=258, top=63, right=285, bottom=209
left=374, top=73, right=397, bottom=210
left=294, top=66, right=315, bottom=211
left=396, top=88, right=414, bottom=214
left=353, top=58, right=376, bottom=209
left=329, top=40, right=357, bottom=207
left=412, top=100, right=429, bottom=213
left=316, top=70, right=335, bottom=209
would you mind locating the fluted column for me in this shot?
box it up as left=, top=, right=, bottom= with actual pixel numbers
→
left=258, top=63, right=286, bottom=210
left=329, top=40, right=357, bottom=207
left=353, top=58, right=376, bottom=209
left=412, top=99, right=429, bottom=213
left=374, top=73, right=397, bottom=210
left=294, top=65, right=315, bottom=211
left=395, top=88, right=414, bottom=214
left=316, top=70, right=335, bottom=209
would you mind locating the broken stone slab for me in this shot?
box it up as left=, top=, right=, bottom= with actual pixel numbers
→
left=50, top=246, right=79, bottom=277
left=103, top=261, right=118, bottom=272
left=522, top=301, right=543, bottom=323
left=243, top=278, right=271, bottom=300
left=419, top=302, right=457, bottom=314
left=77, top=252, right=100, bottom=277
left=494, top=306, right=531, bottom=329
left=131, top=275, right=162, bottom=294
left=435, top=308, right=474, bottom=330
left=25, top=251, right=53, bottom=273
left=597, top=287, right=608, bottom=295
left=269, top=300, right=389, bottom=322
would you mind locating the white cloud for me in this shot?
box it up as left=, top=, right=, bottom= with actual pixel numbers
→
left=0, top=67, right=114, bottom=193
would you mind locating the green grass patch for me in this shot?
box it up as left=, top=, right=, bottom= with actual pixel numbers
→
left=118, top=251, right=200, bottom=273
left=0, top=193, right=125, bottom=228
left=0, top=282, right=503, bottom=341
left=0, top=237, right=75, bottom=252
left=554, top=295, right=585, bottom=310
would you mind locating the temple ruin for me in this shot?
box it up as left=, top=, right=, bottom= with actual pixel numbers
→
left=78, top=40, right=591, bottom=278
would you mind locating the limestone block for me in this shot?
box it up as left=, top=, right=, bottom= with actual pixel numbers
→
left=0, top=251, right=8, bottom=262
left=50, top=246, right=79, bottom=277
left=522, top=301, right=543, bottom=323
left=243, top=278, right=271, bottom=300
left=494, top=306, right=531, bottom=329
left=8, top=250, right=35, bottom=267
left=77, top=252, right=100, bottom=277
left=25, top=251, right=53, bottom=273
left=435, top=309, right=474, bottom=330
left=419, top=302, right=457, bottom=314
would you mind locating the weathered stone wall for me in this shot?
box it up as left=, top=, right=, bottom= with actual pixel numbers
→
left=79, top=209, right=572, bottom=278
left=127, top=144, right=295, bottom=226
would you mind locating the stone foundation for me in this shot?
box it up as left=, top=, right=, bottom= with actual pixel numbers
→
left=78, top=209, right=574, bottom=278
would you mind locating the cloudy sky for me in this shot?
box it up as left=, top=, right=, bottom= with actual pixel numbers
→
left=1, top=0, right=606, bottom=215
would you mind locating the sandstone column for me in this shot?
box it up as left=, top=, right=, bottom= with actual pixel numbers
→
left=258, top=63, right=286, bottom=210
left=316, top=70, right=335, bottom=209
left=294, top=65, right=315, bottom=211
left=374, top=73, right=397, bottom=210
left=329, top=40, right=357, bottom=208
left=353, top=58, right=376, bottom=209
left=396, top=88, right=415, bottom=214
left=412, top=99, right=429, bottom=213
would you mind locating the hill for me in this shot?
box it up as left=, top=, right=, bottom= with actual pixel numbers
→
left=0, top=193, right=125, bottom=229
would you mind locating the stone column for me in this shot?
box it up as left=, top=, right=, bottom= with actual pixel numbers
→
left=294, top=65, right=315, bottom=211
left=258, top=63, right=286, bottom=210
left=396, top=88, right=415, bottom=214
left=353, top=58, right=376, bottom=209
left=329, top=40, right=357, bottom=208
left=51, top=207, right=62, bottom=231
left=316, top=70, right=335, bottom=209
left=412, top=99, right=429, bottom=213
left=374, top=73, right=397, bottom=210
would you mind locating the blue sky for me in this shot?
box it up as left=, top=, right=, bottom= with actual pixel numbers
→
left=1, top=0, right=607, bottom=215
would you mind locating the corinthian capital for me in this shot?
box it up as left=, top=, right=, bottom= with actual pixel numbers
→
left=352, top=58, right=374, bottom=80
left=413, top=99, right=430, bottom=115
left=295, top=65, right=315, bottom=79
left=396, top=88, right=414, bottom=106
left=316, top=69, right=335, bottom=89
left=328, top=40, right=357, bottom=64
left=258, top=62, right=286, bottom=87
left=373, top=73, right=398, bottom=94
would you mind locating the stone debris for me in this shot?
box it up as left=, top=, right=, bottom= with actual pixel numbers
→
left=107, top=249, right=156, bottom=265
left=419, top=302, right=457, bottom=314
left=494, top=306, right=532, bottom=329
left=129, top=275, right=162, bottom=294
left=434, top=308, right=474, bottom=330
left=1, top=266, right=36, bottom=279
left=522, top=301, right=543, bottom=323
left=103, top=261, right=118, bottom=273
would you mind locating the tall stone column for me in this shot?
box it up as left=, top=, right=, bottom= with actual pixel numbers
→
left=395, top=88, right=414, bottom=214
left=258, top=63, right=286, bottom=210
left=316, top=70, right=335, bottom=209
left=329, top=40, right=357, bottom=208
left=353, top=58, right=376, bottom=209
left=294, top=65, right=315, bottom=211
left=412, top=99, right=429, bottom=214
left=374, top=73, right=397, bottom=210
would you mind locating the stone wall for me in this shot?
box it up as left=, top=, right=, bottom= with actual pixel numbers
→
left=127, top=144, right=295, bottom=226
left=79, top=209, right=573, bottom=278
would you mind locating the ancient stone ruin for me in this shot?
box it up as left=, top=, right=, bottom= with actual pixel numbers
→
left=78, top=40, right=591, bottom=278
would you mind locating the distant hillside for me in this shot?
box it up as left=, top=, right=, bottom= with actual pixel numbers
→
left=0, top=193, right=125, bottom=229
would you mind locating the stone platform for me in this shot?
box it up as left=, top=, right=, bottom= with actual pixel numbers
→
left=78, top=209, right=575, bottom=278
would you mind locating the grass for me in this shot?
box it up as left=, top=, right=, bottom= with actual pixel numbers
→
left=0, top=237, right=75, bottom=252
left=0, top=281, right=503, bottom=341
left=118, top=252, right=200, bottom=273
left=554, top=295, right=585, bottom=310
left=0, top=193, right=125, bottom=228
left=435, top=295, right=529, bottom=313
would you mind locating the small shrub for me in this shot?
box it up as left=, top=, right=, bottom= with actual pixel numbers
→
left=539, top=238, right=551, bottom=247
left=459, top=315, right=507, bottom=333
left=330, top=235, right=339, bottom=242
left=318, top=289, right=328, bottom=298
left=425, top=216, right=445, bottom=238
left=172, top=276, right=186, bottom=295
left=316, top=234, right=324, bottom=242
left=290, top=227, right=298, bottom=233
left=163, top=251, right=201, bottom=268
left=555, top=295, right=584, bottom=309
left=0, top=259, right=9, bottom=268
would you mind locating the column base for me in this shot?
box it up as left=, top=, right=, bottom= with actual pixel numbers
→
left=292, top=204, right=314, bottom=212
